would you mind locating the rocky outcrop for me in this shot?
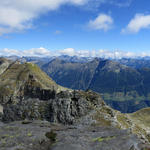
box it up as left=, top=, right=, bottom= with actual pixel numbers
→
left=1, top=88, right=150, bottom=144
left=1, top=90, right=104, bottom=124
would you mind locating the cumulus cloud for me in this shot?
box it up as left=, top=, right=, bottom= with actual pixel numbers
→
left=88, top=14, right=113, bottom=31
left=0, top=0, right=87, bottom=35
left=23, top=47, right=51, bottom=57
left=0, top=0, right=134, bottom=35
left=122, top=14, right=150, bottom=33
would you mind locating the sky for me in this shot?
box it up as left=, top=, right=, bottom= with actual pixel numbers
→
left=0, top=0, right=150, bottom=58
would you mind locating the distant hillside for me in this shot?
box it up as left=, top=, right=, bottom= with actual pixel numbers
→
left=42, top=58, right=99, bottom=90
left=89, top=59, right=141, bottom=94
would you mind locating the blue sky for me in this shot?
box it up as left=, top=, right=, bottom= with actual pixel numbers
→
left=0, top=0, right=150, bottom=58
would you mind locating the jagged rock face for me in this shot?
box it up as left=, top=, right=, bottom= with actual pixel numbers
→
left=2, top=90, right=104, bottom=124
left=25, top=87, right=56, bottom=100
left=48, top=90, right=104, bottom=124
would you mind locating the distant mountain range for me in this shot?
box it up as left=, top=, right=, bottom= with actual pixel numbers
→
left=6, top=55, right=150, bottom=68
left=39, top=56, right=150, bottom=113
left=116, top=58, right=150, bottom=69
left=40, top=57, right=150, bottom=95
left=3, top=55, right=150, bottom=112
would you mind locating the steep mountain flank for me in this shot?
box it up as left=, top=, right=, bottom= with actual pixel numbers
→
left=89, top=60, right=141, bottom=93
left=41, top=58, right=144, bottom=99
left=42, top=58, right=99, bottom=90
left=89, top=60, right=144, bottom=101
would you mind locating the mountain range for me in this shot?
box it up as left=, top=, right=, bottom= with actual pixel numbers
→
left=0, top=57, right=150, bottom=149
left=26, top=56, right=149, bottom=113
left=5, top=55, right=150, bottom=113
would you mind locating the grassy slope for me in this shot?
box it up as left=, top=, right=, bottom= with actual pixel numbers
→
left=0, top=62, right=65, bottom=97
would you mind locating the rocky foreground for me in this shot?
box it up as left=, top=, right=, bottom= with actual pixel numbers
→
left=0, top=120, right=148, bottom=150
left=0, top=58, right=150, bottom=150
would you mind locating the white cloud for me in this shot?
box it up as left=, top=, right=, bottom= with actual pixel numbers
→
left=59, top=48, right=96, bottom=57
left=0, top=47, right=51, bottom=57
left=88, top=14, right=113, bottom=31
left=58, top=49, right=150, bottom=58
left=0, top=0, right=87, bottom=35
left=1, top=47, right=150, bottom=59
left=23, top=47, right=51, bottom=57
left=122, top=14, right=150, bottom=33
left=0, top=0, right=134, bottom=35
left=59, top=48, right=76, bottom=56
left=0, top=48, right=22, bottom=56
